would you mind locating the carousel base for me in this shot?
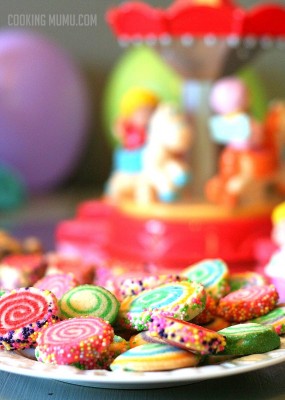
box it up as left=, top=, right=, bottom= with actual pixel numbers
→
left=55, top=198, right=276, bottom=274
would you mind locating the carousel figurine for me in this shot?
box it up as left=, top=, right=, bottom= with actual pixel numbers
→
left=205, top=76, right=280, bottom=207
left=105, top=87, right=159, bottom=200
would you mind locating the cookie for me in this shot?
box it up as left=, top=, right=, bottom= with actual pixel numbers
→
left=229, top=271, right=267, bottom=292
left=0, top=287, right=59, bottom=350
left=118, top=281, right=206, bottom=331
left=129, top=331, right=166, bottom=348
left=110, top=343, right=201, bottom=372
left=59, top=284, right=120, bottom=324
left=217, top=285, right=279, bottom=322
left=218, top=323, right=280, bottom=355
left=181, top=259, right=230, bottom=300
left=148, top=315, right=226, bottom=355
left=34, top=272, right=79, bottom=300
left=119, top=274, right=186, bottom=298
left=36, top=316, right=114, bottom=369
left=250, top=306, right=285, bottom=335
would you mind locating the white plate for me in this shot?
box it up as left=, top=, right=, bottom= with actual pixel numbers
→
left=1, top=339, right=285, bottom=389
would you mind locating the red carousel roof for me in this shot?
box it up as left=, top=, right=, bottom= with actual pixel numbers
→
left=106, top=0, right=285, bottom=41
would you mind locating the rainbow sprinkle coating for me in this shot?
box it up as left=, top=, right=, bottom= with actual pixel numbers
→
left=59, top=284, right=120, bottom=324
left=110, top=343, right=201, bottom=372
left=218, top=323, right=280, bottom=355
left=181, top=259, right=230, bottom=300
left=191, top=294, right=217, bottom=325
left=34, top=272, right=79, bottom=300
left=119, top=274, right=187, bottom=298
left=217, top=285, right=279, bottom=322
left=250, top=306, right=285, bottom=335
left=117, top=281, right=206, bottom=331
left=0, top=287, right=59, bottom=350
left=36, top=316, right=114, bottom=368
left=148, top=315, right=226, bottom=355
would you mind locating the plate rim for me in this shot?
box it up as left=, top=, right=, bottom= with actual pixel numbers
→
left=0, top=344, right=285, bottom=388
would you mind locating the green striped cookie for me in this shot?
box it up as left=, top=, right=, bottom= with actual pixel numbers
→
left=59, top=284, right=120, bottom=324
left=250, top=306, right=285, bottom=335
left=218, top=323, right=280, bottom=355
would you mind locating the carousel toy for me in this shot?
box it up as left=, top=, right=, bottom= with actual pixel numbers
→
left=56, top=0, right=285, bottom=273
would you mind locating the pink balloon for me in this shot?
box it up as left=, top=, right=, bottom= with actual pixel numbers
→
left=209, top=77, right=250, bottom=115
left=0, top=29, right=89, bottom=191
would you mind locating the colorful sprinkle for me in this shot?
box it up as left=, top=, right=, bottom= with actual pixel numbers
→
left=119, top=274, right=187, bottom=298
left=36, top=316, right=114, bottom=368
left=148, top=315, right=226, bottom=355
left=0, top=287, right=59, bottom=350
left=117, top=281, right=206, bottom=331
left=217, top=285, right=279, bottom=322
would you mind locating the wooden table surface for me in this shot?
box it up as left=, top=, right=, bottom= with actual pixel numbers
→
left=1, top=190, right=285, bottom=400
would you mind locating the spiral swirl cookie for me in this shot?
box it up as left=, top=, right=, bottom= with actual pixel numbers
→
left=110, top=343, right=201, bottom=372
left=118, top=281, right=206, bottom=331
left=59, top=284, right=120, bottom=324
left=218, top=323, right=280, bottom=355
left=34, top=273, right=79, bottom=300
left=129, top=331, right=166, bottom=348
left=148, top=315, right=226, bottom=355
left=36, top=317, right=114, bottom=369
left=229, top=271, right=268, bottom=292
left=217, top=284, right=279, bottom=322
left=250, top=306, right=285, bottom=335
left=119, top=274, right=187, bottom=298
left=181, top=259, right=230, bottom=300
left=0, top=287, right=59, bottom=350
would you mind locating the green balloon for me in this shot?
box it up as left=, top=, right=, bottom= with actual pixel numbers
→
left=102, top=46, right=183, bottom=145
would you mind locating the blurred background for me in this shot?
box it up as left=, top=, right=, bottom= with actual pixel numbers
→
left=0, top=0, right=285, bottom=194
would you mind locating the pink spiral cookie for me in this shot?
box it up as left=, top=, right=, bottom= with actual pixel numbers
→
left=217, top=285, right=279, bottom=322
left=148, top=315, right=226, bottom=355
left=34, top=273, right=79, bottom=300
left=0, top=287, right=59, bottom=350
left=36, top=316, right=114, bottom=369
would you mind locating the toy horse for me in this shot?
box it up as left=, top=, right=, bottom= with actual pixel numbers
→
left=135, top=103, right=193, bottom=203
